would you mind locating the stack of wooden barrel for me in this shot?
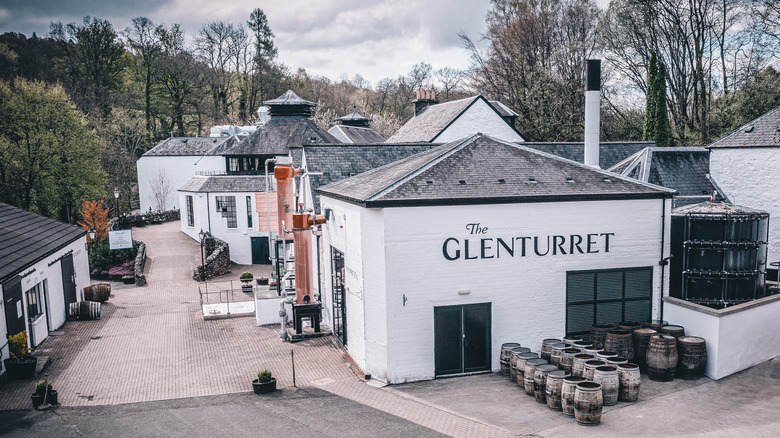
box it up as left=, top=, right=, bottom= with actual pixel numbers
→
left=500, top=320, right=707, bottom=426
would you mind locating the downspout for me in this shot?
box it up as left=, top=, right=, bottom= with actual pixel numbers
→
left=659, top=197, right=667, bottom=322
left=265, top=158, right=276, bottom=265
left=206, top=192, right=212, bottom=234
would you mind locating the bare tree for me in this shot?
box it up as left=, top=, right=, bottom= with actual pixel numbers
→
left=149, top=167, right=173, bottom=211
left=434, top=67, right=465, bottom=101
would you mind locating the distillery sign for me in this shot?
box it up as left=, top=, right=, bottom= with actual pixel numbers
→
left=442, top=223, right=615, bottom=261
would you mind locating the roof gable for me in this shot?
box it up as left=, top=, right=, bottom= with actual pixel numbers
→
left=143, top=137, right=227, bottom=157
left=708, top=105, right=780, bottom=148
left=523, top=142, right=652, bottom=169
left=327, top=125, right=385, bottom=144
left=320, top=135, right=674, bottom=207
left=221, top=117, right=339, bottom=156
left=0, top=202, right=86, bottom=282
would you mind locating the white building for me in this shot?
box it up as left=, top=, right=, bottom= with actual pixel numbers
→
left=317, top=135, right=674, bottom=383
left=1, top=202, right=91, bottom=373
left=386, top=94, right=524, bottom=144
left=707, top=106, right=780, bottom=264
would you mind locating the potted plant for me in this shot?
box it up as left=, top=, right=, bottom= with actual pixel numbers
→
left=256, top=276, right=269, bottom=286
left=252, top=369, right=277, bottom=394
left=3, top=331, right=37, bottom=380
left=31, top=375, right=58, bottom=408
left=240, top=272, right=254, bottom=293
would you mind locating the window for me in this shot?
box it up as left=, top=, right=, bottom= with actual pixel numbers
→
left=215, top=196, right=237, bottom=228
left=246, top=196, right=253, bottom=229
left=25, top=281, right=46, bottom=320
left=566, top=267, right=653, bottom=337
left=186, top=196, right=194, bottom=227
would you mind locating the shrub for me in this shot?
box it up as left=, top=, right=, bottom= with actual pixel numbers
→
left=35, top=379, right=53, bottom=394
left=240, top=272, right=254, bottom=281
left=89, top=240, right=139, bottom=273
left=8, top=331, right=31, bottom=361
left=257, top=369, right=272, bottom=383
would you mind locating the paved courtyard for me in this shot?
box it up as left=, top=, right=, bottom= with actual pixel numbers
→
left=2, top=221, right=780, bottom=437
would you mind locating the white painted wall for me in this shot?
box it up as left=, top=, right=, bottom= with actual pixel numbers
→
left=663, top=295, right=780, bottom=379
left=179, top=190, right=271, bottom=265
left=436, top=98, right=524, bottom=143
left=138, top=155, right=224, bottom=212
left=321, top=196, right=670, bottom=384
left=709, top=147, right=780, bottom=262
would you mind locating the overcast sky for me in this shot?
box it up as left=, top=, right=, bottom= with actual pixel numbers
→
left=0, top=0, right=611, bottom=87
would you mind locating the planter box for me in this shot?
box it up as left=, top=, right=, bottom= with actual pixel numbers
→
left=663, top=295, right=780, bottom=380
left=252, top=378, right=277, bottom=394
left=3, top=357, right=38, bottom=380
left=31, top=390, right=58, bottom=408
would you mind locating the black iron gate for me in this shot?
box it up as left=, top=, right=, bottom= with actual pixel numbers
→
left=331, top=247, right=346, bottom=346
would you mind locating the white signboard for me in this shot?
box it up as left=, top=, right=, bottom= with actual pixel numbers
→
left=109, top=229, right=133, bottom=250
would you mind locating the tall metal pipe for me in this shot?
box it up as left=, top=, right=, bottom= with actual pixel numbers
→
left=274, top=157, right=299, bottom=239
left=584, top=59, right=601, bottom=168
left=292, top=212, right=326, bottom=304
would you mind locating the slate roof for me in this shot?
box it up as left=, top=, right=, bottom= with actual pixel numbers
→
left=178, top=175, right=270, bottom=193
left=300, top=143, right=438, bottom=211
left=220, top=117, right=339, bottom=156
left=319, top=135, right=675, bottom=207
left=328, top=125, right=385, bottom=144
left=522, top=142, right=652, bottom=170
left=337, top=108, right=372, bottom=126
left=204, top=134, right=248, bottom=156
left=0, top=202, right=86, bottom=283
left=386, top=96, right=523, bottom=143
left=264, top=89, right=316, bottom=107
left=143, top=137, right=226, bottom=157
left=672, top=201, right=768, bottom=217
left=489, top=100, right=518, bottom=118
left=608, top=147, right=717, bottom=207
left=707, top=106, right=780, bottom=148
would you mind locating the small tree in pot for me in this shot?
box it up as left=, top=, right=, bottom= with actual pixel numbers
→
left=252, top=369, right=276, bottom=394
left=31, top=374, right=58, bottom=408
left=240, top=272, right=254, bottom=293
left=4, top=331, right=37, bottom=380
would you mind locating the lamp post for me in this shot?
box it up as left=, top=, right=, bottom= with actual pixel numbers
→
left=88, top=228, right=96, bottom=242
left=199, top=229, right=206, bottom=282
left=114, top=189, right=120, bottom=217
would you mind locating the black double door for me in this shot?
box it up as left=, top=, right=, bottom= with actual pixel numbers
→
left=3, top=277, right=25, bottom=337
left=251, top=237, right=271, bottom=264
left=61, top=254, right=77, bottom=307
left=434, top=303, right=491, bottom=376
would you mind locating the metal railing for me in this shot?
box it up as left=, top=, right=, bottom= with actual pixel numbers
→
left=197, top=279, right=257, bottom=317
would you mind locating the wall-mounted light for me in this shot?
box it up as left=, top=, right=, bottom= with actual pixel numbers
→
left=458, top=289, right=471, bottom=295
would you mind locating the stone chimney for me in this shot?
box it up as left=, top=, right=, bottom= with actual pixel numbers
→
left=414, top=89, right=439, bottom=116
left=584, top=59, right=601, bottom=168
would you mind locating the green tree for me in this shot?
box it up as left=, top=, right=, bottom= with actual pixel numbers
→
left=643, top=52, right=657, bottom=141
left=0, top=78, right=105, bottom=222
left=654, top=61, right=670, bottom=147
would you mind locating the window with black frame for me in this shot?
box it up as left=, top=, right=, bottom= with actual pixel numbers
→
left=25, top=281, right=45, bottom=320
left=215, top=196, right=237, bottom=228
left=186, top=195, right=194, bottom=227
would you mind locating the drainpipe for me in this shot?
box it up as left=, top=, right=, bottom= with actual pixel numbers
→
left=659, top=198, right=669, bottom=322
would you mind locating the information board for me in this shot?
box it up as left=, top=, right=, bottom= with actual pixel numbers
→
left=109, top=229, right=133, bottom=250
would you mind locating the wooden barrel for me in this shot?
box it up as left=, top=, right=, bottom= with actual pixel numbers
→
left=590, top=323, right=614, bottom=349
left=582, top=346, right=600, bottom=356
left=596, top=350, right=618, bottom=361
left=606, top=356, right=628, bottom=366
left=545, top=370, right=569, bottom=411
left=676, top=336, right=707, bottom=380
left=618, top=363, right=641, bottom=402
left=562, top=335, right=581, bottom=347
left=644, top=319, right=668, bottom=331
left=632, top=328, right=657, bottom=373
left=592, top=365, right=619, bottom=406
left=618, top=321, right=642, bottom=332
left=561, top=376, right=587, bottom=417
left=83, top=283, right=111, bottom=302
left=604, top=329, right=634, bottom=360
left=661, top=325, right=686, bottom=339
left=509, top=347, right=531, bottom=381
left=550, top=343, right=567, bottom=367
left=68, top=301, right=102, bottom=320
left=500, top=342, right=521, bottom=375
left=524, top=359, right=548, bottom=396
left=572, top=354, right=594, bottom=377
left=573, top=340, right=593, bottom=350
left=515, top=352, right=539, bottom=385
left=541, top=339, right=561, bottom=361
left=647, top=334, right=678, bottom=382
left=560, top=348, right=581, bottom=373
left=584, top=359, right=605, bottom=380
left=574, top=381, right=603, bottom=425
left=534, top=364, right=558, bottom=404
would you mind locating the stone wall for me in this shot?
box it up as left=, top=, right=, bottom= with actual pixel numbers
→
left=193, top=236, right=231, bottom=280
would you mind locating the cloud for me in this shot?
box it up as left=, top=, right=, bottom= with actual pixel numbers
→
left=0, top=0, right=491, bottom=84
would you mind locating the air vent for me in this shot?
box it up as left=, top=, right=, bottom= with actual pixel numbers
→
left=459, top=180, right=467, bottom=185
left=426, top=180, right=434, bottom=185
left=498, top=179, right=506, bottom=184
left=528, top=178, right=537, bottom=184
left=566, top=177, right=574, bottom=183
left=602, top=177, right=611, bottom=182
left=744, top=126, right=754, bottom=133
